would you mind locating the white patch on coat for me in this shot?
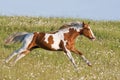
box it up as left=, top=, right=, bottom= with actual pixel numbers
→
left=44, top=33, right=63, bottom=50
left=51, top=33, right=61, bottom=50
left=44, top=29, right=69, bottom=50
left=44, top=34, right=51, bottom=44
left=51, top=28, right=72, bottom=50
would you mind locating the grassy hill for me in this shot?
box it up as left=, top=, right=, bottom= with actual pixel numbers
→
left=0, top=16, right=120, bottom=80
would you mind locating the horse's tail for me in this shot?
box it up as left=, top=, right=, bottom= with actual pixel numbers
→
left=4, top=32, right=29, bottom=45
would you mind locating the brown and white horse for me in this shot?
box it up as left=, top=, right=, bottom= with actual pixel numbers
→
left=4, top=22, right=95, bottom=69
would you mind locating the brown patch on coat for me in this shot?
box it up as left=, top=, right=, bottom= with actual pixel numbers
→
left=48, top=35, right=54, bottom=45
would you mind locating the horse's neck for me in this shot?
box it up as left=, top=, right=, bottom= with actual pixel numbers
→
left=58, top=28, right=80, bottom=40
left=65, top=31, right=79, bottom=40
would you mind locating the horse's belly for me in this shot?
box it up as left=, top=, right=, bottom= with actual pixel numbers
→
left=39, top=42, right=61, bottom=51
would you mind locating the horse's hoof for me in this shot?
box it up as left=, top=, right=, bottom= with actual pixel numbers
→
left=2, top=59, right=8, bottom=64
left=88, top=63, right=92, bottom=67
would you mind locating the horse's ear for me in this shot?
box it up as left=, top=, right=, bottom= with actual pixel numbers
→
left=82, top=22, right=85, bottom=27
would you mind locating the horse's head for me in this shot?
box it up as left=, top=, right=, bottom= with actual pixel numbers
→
left=80, top=22, right=96, bottom=41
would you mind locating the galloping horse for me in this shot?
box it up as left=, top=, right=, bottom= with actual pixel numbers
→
left=4, top=22, right=95, bottom=69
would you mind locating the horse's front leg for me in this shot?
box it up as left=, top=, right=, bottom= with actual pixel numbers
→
left=71, top=48, right=92, bottom=66
left=63, top=47, right=78, bottom=70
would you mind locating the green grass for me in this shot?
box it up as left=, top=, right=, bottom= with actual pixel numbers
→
left=0, top=16, right=120, bottom=80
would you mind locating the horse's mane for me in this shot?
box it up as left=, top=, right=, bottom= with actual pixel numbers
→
left=59, top=22, right=82, bottom=30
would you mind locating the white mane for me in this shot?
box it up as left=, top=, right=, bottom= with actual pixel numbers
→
left=59, top=22, right=83, bottom=30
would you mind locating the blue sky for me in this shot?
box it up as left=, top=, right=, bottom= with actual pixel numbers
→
left=0, top=0, right=120, bottom=20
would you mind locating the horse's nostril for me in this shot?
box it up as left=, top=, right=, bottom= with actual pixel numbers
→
left=89, top=36, right=96, bottom=41
left=91, top=37, right=96, bottom=41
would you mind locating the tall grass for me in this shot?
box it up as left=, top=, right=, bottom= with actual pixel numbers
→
left=0, top=16, right=120, bottom=80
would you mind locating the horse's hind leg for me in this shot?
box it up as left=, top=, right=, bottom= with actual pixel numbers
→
left=5, top=51, right=18, bottom=63
left=4, top=47, right=28, bottom=65
left=12, top=50, right=30, bottom=65
left=5, top=45, right=28, bottom=63
left=5, top=33, right=34, bottom=65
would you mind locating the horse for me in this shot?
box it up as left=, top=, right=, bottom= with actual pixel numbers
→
left=4, top=22, right=96, bottom=69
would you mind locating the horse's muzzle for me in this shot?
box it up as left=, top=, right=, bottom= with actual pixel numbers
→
left=90, top=37, right=96, bottom=41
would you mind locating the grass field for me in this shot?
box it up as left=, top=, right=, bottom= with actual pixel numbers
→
left=0, top=16, right=120, bottom=80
